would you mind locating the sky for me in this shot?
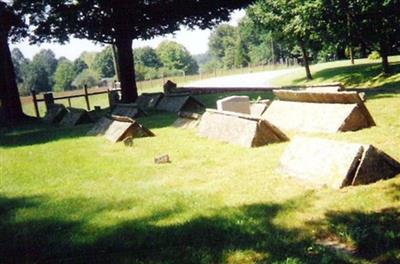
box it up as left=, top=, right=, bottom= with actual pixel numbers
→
left=10, top=10, right=245, bottom=61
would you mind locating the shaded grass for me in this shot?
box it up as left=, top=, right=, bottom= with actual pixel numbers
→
left=271, top=56, right=400, bottom=92
left=1, top=62, right=400, bottom=263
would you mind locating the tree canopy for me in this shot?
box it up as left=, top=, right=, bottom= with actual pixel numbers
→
left=11, top=0, right=253, bottom=102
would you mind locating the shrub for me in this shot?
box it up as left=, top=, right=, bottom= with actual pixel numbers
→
left=72, top=69, right=99, bottom=89
left=368, top=51, right=381, bottom=60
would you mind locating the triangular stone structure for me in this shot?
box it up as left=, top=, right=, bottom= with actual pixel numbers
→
left=60, top=107, right=93, bottom=127
left=278, top=137, right=400, bottom=188
left=135, top=92, right=164, bottom=110
left=156, top=94, right=205, bottom=113
left=198, top=109, right=288, bottom=148
left=87, top=115, right=154, bottom=143
left=172, top=111, right=201, bottom=129
left=262, top=90, right=375, bottom=133
left=111, top=103, right=147, bottom=119
left=43, top=104, right=67, bottom=124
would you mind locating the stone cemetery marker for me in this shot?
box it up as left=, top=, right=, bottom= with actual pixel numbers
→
left=198, top=109, right=288, bottom=147
left=154, top=154, right=171, bottom=164
left=263, top=90, right=375, bottom=133
left=43, top=104, right=67, bottom=124
left=278, top=137, right=400, bottom=188
left=173, top=111, right=202, bottom=129
left=112, top=103, right=146, bottom=119
left=156, top=94, right=205, bottom=113
left=87, top=116, right=154, bottom=143
left=216, top=96, right=251, bottom=114
left=59, top=107, right=93, bottom=127
left=135, top=92, right=164, bottom=110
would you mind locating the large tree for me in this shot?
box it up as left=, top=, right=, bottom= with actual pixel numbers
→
left=0, top=2, right=25, bottom=123
left=12, top=0, right=252, bottom=103
left=157, top=41, right=199, bottom=75
left=248, top=0, right=323, bottom=80
left=321, top=0, right=400, bottom=74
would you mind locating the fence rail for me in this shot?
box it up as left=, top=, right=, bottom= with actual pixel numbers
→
left=31, top=85, right=121, bottom=118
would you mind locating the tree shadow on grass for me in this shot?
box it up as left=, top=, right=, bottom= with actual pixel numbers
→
left=0, top=119, right=91, bottom=148
left=293, top=61, right=400, bottom=99
left=311, top=207, right=400, bottom=264
left=0, top=193, right=348, bottom=264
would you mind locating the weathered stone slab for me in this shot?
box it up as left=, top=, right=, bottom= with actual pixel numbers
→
left=87, top=116, right=154, bottom=143
left=198, top=109, right=288, bottom=148
left=278, top=137, right=400, bottom=188
left=156, top=95, right=204, bottom=113
left=43, top=104, right=67, bottom=124
left=60, top=107, right=92, bottom=127
left=112, top=103, right=146, bottom=119
left=262, top=90, right=375, bottom=133
left=303, top=83, right=345, bottom=92
left=135, top=92, right=164, bottom=110
left=172, top=111, right=201, bottom=129
left=216, top=96, right=251, bottom=114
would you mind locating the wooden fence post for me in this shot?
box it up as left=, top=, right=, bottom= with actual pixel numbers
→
left=84, top=85, right=90, bottom=110
left=31, top=89, right=40, bottom=118
left=43, top=92, right=54, bottom=111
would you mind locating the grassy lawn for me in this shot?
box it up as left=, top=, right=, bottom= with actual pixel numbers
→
left=272, top=55, right=400, bottom=90
left=1, top=59, right=400, bottom=263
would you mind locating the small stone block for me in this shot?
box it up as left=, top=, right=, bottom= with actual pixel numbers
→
left=154, top=154, right=171, bottom=164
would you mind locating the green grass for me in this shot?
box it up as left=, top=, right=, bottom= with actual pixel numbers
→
left=1, top=59, right=400, bottom=263
left=271, top=56, right=400, bottom=91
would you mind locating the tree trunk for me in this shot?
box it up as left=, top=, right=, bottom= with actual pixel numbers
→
left=300, top=42, right=312, bottom=80
left=346, top=12, right=355, bottom=65
left=0, top=27, right=25, bottom=124
left=360, top=41, right=368, bottom=58
left=349, top=46, right=355, bottom=65
left=111, top=44, right=121, bottom=82
left=336, top=45, right=346, bottom=60
left=115, top=36, right=138, bottom=103
left=379, top=40, right=390, bottom=74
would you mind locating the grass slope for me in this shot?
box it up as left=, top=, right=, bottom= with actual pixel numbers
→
left=1, top=59, right=400, bottom=263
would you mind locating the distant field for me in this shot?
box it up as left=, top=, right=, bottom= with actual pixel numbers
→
left=2, top=57, right=400, bottom=263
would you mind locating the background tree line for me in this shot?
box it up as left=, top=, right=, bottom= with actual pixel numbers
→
left=199, top=0, right=400, bottom=79
left=11, top=40, right=199, bottom=95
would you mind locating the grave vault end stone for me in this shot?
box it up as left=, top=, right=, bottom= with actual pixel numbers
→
left=198, top=109, right=288, bottom=148
left=87, top=116, right=154, bottom=143
left=262, top=90, right=375, bottom=133
left=278, top=137, right=400, bottom=188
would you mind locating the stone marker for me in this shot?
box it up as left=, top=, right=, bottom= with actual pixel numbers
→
left=163, top=80, right=177, bottom=94
left=156, top=94, right=204, bottom=113
left=87, top=115, right=154, bottom=143
left=216, top=96, right=251, bottom=114
left=173, top=111, right=202, bottom=129
left=154, top=154, right=171, bottom=164
left=262, top=90, right=375, bottom=133
left=278, top=137, right=400, bottom=189
left=112, top=103, right=147, bottom=119
left=198, top=109, right=288, bottom=148
left=59, top=107, right=92, bottom=127
left=43, top=104, right=67, bottom=124
left=135, top=92, right=164, bottom=110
